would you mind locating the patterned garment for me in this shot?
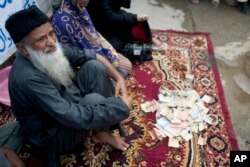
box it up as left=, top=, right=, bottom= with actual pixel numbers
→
left=51, top=0, right=118, bottom=65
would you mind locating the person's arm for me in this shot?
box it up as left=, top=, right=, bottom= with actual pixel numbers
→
left=97, top=32, right=116, bottom=52
left=62, top=45, right=96, bottom=68
left=96, top=54, right=127, bottom=97
left=22, top=73, right=129, bottom=130
left=0, top=147, right=25, bottom=167
left=88, top=0, right=137, bottom=27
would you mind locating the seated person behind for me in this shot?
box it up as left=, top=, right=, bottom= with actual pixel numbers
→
left=0, top=122, right=24, bottom=167
left=87, top=0, right=165, bottom=53
left=51, top=0, right=132, bottom=77
left=5, top=5, right=131, bottom=167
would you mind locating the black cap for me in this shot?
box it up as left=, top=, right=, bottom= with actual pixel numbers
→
left=5, top=5, right=50, bottom=43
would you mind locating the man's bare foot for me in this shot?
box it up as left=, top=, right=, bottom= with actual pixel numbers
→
left=152, top=37, right=168, bottom=51
left=92, top=132, right=129, bottom=151
left=121, top=114, right=133, bottom=125
left=152, top=37, right=162, bottom=46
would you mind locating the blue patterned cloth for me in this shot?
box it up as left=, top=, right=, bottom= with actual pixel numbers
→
left=51, top=0, right=118, bottom=64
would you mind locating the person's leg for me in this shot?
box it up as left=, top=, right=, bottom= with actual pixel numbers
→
left=152, top=39, right=168, bottom=51
left=107, top=34, right=126, bottom=53
left=79, top=93, right=127, bottom=133
left=44, top=93, right=128, bottom=166
left=49, top=121, right=129, bottom=161
left=39, top=125, right=87, bottom=167
left=75, top=59, right=130, bottom=133
left=0, top=122, right=23, bottom=167
left=237, top=0, right=250, bottom=14
left=0, top=121, right=23, bottom=153
left=0, top=151, right=10, bottom=167
left=75, top=60, right=114, bottom=98
left=80, top=93, right=129, bottom=151
left=79, top=92, right=106, bottom=105
left=42, top=93, right=106, bottom=166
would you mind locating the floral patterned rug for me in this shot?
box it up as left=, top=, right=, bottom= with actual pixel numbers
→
left=0, top=30, right=238, bottom=166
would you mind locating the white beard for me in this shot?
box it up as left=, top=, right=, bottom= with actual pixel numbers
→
left=26, top=43, right=75, bottom=87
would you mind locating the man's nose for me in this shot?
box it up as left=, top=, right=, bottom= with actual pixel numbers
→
left=47, top=35, right=56, bottom=46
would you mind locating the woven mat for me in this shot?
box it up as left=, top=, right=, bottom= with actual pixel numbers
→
left=0, top=30, right=238, bottom=167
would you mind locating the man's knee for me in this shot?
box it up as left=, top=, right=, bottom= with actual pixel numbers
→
left=0, top=121, right=22, bottom=137
left=84, top=60, right=106, bottom=74
left=0, top=121, right=23, bottom=153
left=79, top=93, right=106, bottom=106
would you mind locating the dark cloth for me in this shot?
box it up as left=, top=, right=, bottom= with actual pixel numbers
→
left=237, top=1, right=250, bottom=14
left=5, top=5, right=49, bottom=43
left=87, top=0, right=138, bottom=52
left=0, top=122, right=23, bottom=152
left=9, top=45, right=129, bottom=166
left=0, top=122, right=23, bottom=167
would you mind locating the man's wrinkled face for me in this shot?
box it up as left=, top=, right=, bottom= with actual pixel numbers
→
left=26, top=22, right=57, bottom=53
left=19, top=22, right=74, bottom=87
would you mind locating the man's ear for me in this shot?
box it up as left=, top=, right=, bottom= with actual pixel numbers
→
left=16, top=43, right=29, bottom=58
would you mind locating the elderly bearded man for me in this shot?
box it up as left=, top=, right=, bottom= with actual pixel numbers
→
left=5, top=5, right=131, bottom=167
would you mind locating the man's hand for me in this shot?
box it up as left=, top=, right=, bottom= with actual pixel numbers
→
left=115, top=76, right=127, bottom=97
left=137, top=15, right=149, bottom=22
left=1, top=147, right=25, bottom=167
left=119, top=95, right=132, bottom=111
left=96, top=54, right=131, bottom=107
left=96, top=54, right=130, bottom=96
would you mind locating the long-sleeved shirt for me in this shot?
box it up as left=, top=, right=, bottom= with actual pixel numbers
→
left=9, top=45, right=129, bottom=147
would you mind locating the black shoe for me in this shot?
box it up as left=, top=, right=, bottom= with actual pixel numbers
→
left=237, top=2, right=250, bottom=14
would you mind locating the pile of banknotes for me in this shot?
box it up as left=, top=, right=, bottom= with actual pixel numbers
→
left=141, top=86, right=216, bottom=148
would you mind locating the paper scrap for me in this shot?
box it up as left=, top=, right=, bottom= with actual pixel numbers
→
left=158, top=94, right=169, bottom=102
left=171, top=118, right=182, bottom=124
left=190, top=124, right=198, bottom=133
left=168, top=138, right=180, bottom=148
left=181, top=132, right=192, bottom=141
left=162, top=129, right=174, bottom=138
left=202, top=108, right=210, bottom=114
left=202, top=95, right=212, bottom=103
left=198, top=136, right=206, bottom=145
left=204, top=116, right=212, bottom=125
left=141, top=99, right=159, bottom=113
left=153, top=128, right=164, bottom=140
left=185, top=74, right=194, bottom=81
left=176, top=111, right=189, bottom=121
left=157, top=117, right=170, bottom=130
left=149, top=130, right=157, bottom=141
left=198, top=122, right=206, bottom=132
left=159, top=104, right=174, bottom=120
left=189, top=109, right=199, bottom=119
